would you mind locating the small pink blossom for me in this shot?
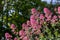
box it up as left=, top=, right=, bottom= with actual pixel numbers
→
left=22, top=23, right=29, bottom=30
left=19, top=30, right=26, bottom=36
left=22, top=23, right=27, bottom=29
left=14, top=37, right=18, bottom=40
left=44, top=8, right=51, bottom=15
left=46, top=15, right=51, bottom=21
left=31, top=8, right=37, bottom=14
left=22, top=36, right=29, bottom=40
left=5, top=32, right=12, bottom=39
left=58, top=15, right=60, bottom=18
left=58, top=6, right=60, bottom=14
left=30, top=15, right=35, bottom=19
left=40, top=14, right=44, bottom=20
left=54, top=7, right=57, bottom=12
left=30, top=19, right=36, bottom=26
left=10, top=24, right=16, bottom=30
left=35, top=14, right=39, bottom=19
left=27, top=20, right=31, bottom=26
left=37, top=24, right=41, bottom=29
left=52, top=15, right=57, bottom=19
left=32, top=25, right=37, bottom=29
left=51, top=19, right=56, bottom=23
left=20, top=36, right=24, bottom=39
left=30, top=15, right=37, bottom=26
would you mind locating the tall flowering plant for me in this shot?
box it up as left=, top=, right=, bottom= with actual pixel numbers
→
left=5, top=7, right=60, bottom=40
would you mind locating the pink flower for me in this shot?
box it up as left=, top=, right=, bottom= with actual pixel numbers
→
left=54, top=7, right=57, bottom=12
left=32, top=24, right=41, bottom=29
left=58, top=6, right=60, bottom=14
left=40, top=14, right=44, bottom=20
left=58, top=15, right=60, bottom=18
left=44, top=8, right=51, bottom=15
left=37, top=24, right=41, bottom=29
left=51, top=19, right=56, bottom=23
left=30, top=19, right=36, bottom=25
left=46, top=15, right=52, bottom=21
left=20, top=36, right=24, bottom=39
left=27, top=20, right=31, bottom=26
left=22, top=23, right=29, bottom=30
left=30, top=15, right=37, bottom=26
left=30, top=15, right=35, bottom=19
left=46, top=18, right=51, bottom=21
left=14, top=37, right=18, bottom=40
left=5, top=33, right=12, bottom=39
left=22, top=23, right=26, bottom=29
left=10, top=24, right=16, bottom=30
left=11, top=29, right=15, bottom=32
left=22, top=36, right=29, bottom=40
left=32, top=25, right=37, bottom=29
left=31, top=8, right=37, bottom=14
left=52, top=15, right=57, bottom=19
left=19, top=30, right=26, bottom=36
left=45, top=14, right=48, bottom=17
left=30, top=15, right=39, bottom=20
left=35, top=14, right=39, bottom=19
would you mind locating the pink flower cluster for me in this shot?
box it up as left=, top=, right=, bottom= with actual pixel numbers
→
left=5, top=33, right=12, bottom=40
left=5, top=6, right=60, bottom=40
left=5, top=24, right=18, bottom=40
